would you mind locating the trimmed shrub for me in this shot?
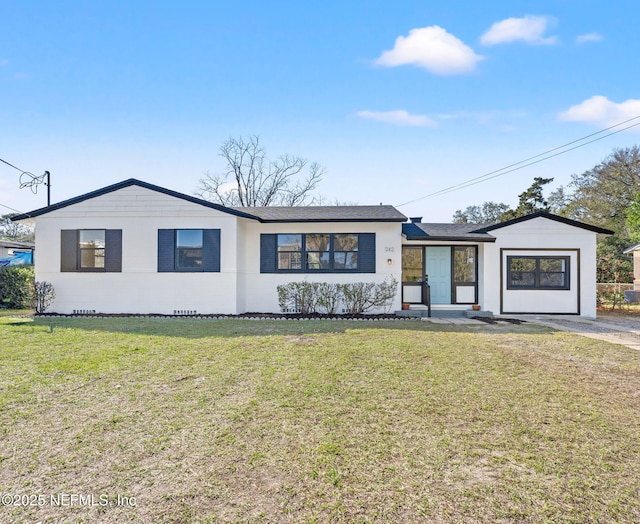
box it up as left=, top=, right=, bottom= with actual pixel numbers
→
left=339, top=277, right=398, bottom=314
left=316, top=282, right=341, bottom=314
left=277, top=281, right=319, bottom=314
left=277, top=277, right=398, bottom=315
left=0, top=265, right=35, bottom=309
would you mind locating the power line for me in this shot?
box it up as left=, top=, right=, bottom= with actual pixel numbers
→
left=0, top=157, right=28, bottom=173
left=396, top=115, right=640, bottom=207
left=0, top=202, right=25, bottom=214
left=0, top=155, right=51, bottom=205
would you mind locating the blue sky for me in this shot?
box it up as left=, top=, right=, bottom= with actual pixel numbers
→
left=1, top=1, right=639, bottom=221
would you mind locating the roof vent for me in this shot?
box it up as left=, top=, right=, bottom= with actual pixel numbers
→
left=410, top=217, right=422, bottom=223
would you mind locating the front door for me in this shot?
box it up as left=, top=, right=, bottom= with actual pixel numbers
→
left=425, top=247, right=451, bottom=304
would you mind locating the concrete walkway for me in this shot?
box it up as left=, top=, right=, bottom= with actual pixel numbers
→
left=522, top=314, right=640, bottom=351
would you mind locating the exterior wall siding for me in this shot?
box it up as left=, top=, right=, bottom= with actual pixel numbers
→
left=33, top=185, right=402, bottom=315
left=240, top=221, right=403, bottom=313
left=34, top=187, right=240, bottom=314
left=481, top=217, right=597, bottom=318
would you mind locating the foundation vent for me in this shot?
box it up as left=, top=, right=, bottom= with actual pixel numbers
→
left=173, top=310, right=198, bottom=315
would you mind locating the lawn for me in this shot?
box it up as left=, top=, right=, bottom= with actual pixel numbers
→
left=0, top=316, right=639, bottom=523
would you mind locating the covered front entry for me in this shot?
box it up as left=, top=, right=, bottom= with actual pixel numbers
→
left=402, top=245, right=478, bottom=305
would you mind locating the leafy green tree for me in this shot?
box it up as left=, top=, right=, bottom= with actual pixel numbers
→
left=499, top=177, right=554, bottom=221
left=596, top=237, right=633, bottom=283
left=625, top=192, right=640, bottom=243
left=452, top=202, right=511, bottom=224
left=565, top=146, right=640, bottom=234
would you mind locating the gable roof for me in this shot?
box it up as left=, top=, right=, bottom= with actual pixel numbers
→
left=470, top=211, right=614, bottom=235
left=234, top=205, right=407, bottom=222
left=11, top=179, right=259, bottom=221
left=403, top=222, right=496, bottom=242
left=623, top=242, right=640, bottom=254
left=11, top=178, right=407, bottom=223
left=403, top=211, right=614, bottom=242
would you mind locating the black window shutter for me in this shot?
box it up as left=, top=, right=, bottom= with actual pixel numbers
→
left=202, top=229, right=221, bottom=272
left=358, top=233, right=376, bottom=273
left=158, top=229, right=175, bottom=272
left=260, top=234, right=277, bottom=273
left=105, top=230, right=122, bottom=272
left=60, top=230, right=78, bottom=272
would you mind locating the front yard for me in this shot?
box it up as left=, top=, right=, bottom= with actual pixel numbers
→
left=0, top=316, right=639, bottom=523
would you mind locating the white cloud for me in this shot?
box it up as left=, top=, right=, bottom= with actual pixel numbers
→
left=558, top=96, right=640, bottom=128
left=375, top=26, right=483, bottom=75
left=0, top=59, right=8, bottom=67
left=481, top=15, right=557, bottom=46
left=356, top=110, right=437, bottom=127
left=576, top=32, right=603, bottom=44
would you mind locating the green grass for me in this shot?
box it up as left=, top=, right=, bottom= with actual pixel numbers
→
left=1, top=316, right=639, bottom=523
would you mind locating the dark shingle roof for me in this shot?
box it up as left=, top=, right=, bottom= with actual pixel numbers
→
left=232, top=205, right=407, bottom=222
left=10, top=179, right=407, bottom=223
left=472, top=211, right=614, bottom=235
left=403, top=211, right=614, bottom=241
left=11, top=179, right=258, bottom=221
left=403, top=222, right=496, bottom=242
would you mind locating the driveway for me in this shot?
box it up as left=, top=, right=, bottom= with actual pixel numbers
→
left=524, top=312, right=640, bottom=351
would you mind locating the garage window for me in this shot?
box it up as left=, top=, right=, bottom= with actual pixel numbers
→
left=507, top=256, right=570, bottom=290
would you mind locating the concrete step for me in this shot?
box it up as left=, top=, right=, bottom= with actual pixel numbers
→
left=395, top=306, right=493, bottom=318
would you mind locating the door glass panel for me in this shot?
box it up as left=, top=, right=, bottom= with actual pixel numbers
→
left=402, top=247, right=423, bottom=282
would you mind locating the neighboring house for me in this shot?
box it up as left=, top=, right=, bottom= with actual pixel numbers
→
left=0, top=239, right=34, bottom=258
left=12, top=179, right=612, bottom=317
left=623, top=243, right=640, bottom=290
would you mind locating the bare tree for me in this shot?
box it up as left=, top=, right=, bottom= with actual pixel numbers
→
left=0, top=214, right=34, bottom=242
left=197, top=135, right=325, bottom=207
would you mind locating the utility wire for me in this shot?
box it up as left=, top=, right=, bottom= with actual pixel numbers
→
left=396, top=115, right=640, bottom=207
left=1, top=154, right=51, bottom=202
left=0, top=157, right=28, bottom=173
left=0, top=203, right=24, bottom=214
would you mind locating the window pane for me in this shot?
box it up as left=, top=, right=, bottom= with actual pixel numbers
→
left=177, top=247, right=202, bottom=268
left=334, top=252, right=358, bottom=269
left=540, top=258, right=565, bottom=272
left=79, top=230, right=105, bottom=249
left=510, top=271, right=535, bottom=287
left=540, top=272, right=565, bottom=287
left=507, top=256, right=569, bottom=290
left=402, top=247, right=423, bottom=282
left=306, top=234, right=330, bottom=251
left=278, top=252, right=302, bottom=270
left=509, top=258, right=536, bottom=271
left=334, top=234, right=358, bottom=251
left=176, top=230, right=203, bottom=269
left=79, top=230, right=105, bottom=268
left=277, top=234, right=302, bottom=252
left=80, top=248, right=105, bottom=268
left=454, top=247, right=475, bottom=283
left=177, top=229, right=203, bottom=248
left=307, top=252, right=330, bottom=269
left=345, top=252, right=358, bottom=269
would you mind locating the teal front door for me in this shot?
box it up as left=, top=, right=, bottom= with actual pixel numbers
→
left=425, top=247, right=451, bottom=304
